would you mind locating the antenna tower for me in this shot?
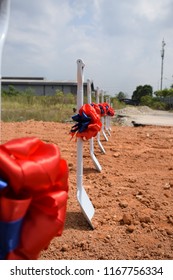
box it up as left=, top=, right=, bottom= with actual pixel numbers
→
left=160, top=39, right=166, bottom=91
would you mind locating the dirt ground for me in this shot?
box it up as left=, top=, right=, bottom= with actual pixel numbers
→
left=1, top=116, right=173, bottom=260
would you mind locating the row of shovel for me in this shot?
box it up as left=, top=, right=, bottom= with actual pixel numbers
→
left=76, top=59, right=113, bottom=229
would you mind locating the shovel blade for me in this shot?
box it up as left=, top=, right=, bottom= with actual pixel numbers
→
left=102, top=130, right=108, bottom=141
left=106, top=129, right=111, bottom=136
left=90, top=152, right=102, bottom=172
left=77, top=187, right=95, bottom=229
left=98, top=140, right=106, bottom=154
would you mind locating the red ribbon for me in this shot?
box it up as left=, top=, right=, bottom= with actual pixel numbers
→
left=103, top=102, right=115, bottom=116
left=0, top=137, right=69, bottom=259
left=98, top=102, right=115, bottom=117
left=71, top=104, right=102, bottom=140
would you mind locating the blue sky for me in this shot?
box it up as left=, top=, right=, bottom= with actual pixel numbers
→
left=2, top=0, right=173, bottom=97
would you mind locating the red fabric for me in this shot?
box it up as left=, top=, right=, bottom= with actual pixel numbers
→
left=6, top=194, right=68, bottom=260
left=107, top=106, right=115, bottom=116
left=100, top=102, right=115, bottom=116
left=103, top=102, right=115, bottom=116
left=98, top=103, right=106, bottom=116
left=71, top=104, right=102, bottom=140
left=0, top=137, right=68, bottom=194
left=0, top=191, right=32, bottom=222
left=91, top=103, right=102, bottom=117
left=0, top=137, right=69, bottom=259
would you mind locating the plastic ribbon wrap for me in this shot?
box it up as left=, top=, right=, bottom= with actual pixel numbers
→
left=102, top=102, right=115, bottom=116
left=71, top=103, right=102, bottom=140
left=98, top=103, right=107, bottom=117
left=90, top=103, right=102, bottom=117
left=0, top=137, right=69, bottom=260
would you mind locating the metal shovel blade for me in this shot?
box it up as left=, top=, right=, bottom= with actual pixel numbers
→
left=77, top=187, right=95, bottom=230
left=90, top=152, right=102, bottom=172
left=77, top=137, right=95, bottom=229
left=76, top=152, right=95, bottom=228
left=102, top=129, right=109, bottom=141
left=97, top=132, right=106, bottom=154
left=89, top=138, right=102, bottom=172
left=106, top=128, right=111, bottom=136
left=101, top=116, right=109, bottom=141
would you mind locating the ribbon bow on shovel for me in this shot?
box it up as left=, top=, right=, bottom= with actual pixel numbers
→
left=71, top=111, right=91, bottom=133
left=0, top=180, right=32, bottom=260
left=70, top=104, right=102, bottom=140
left=0, top=137, right=69, bottom=260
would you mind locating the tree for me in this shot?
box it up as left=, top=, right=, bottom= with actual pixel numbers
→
left=140, top=95, right=153, bottom=107
left=116, top=91, right=126, bottom=100
left=132, top=85, right=153, bottom=102
left=155, top=88, right=173, bottom=97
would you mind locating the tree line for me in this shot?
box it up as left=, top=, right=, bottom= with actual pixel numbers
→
left=116, top=84, right=173, bottom=110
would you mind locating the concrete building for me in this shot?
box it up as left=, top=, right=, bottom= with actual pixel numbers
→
left=1, top=77, right=94, bottom=96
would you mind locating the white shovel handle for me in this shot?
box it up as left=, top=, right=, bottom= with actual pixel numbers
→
left=76, top=59, right=85, bottom=191
left=0, top=0, right=11, bottom=123
left=0, top=0, right=10, bottom=70
left=76, top=59, right=85, bottom=111
left=96, top=87, right=106, bottom=154
left=87, top=80, right=102, bottom=172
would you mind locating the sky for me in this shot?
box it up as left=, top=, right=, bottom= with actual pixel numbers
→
left=1, top=0, right=173, bottom=97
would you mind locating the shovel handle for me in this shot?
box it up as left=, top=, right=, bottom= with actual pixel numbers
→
left=0, top=0, right=11, bottom=62
left=76, top=59, right=85, bottom=191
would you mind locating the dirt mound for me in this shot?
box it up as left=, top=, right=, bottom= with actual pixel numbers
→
left=117, top=106, right=153, bottom=116
left=1, top=121, right=173, bottom=260
left=115, top=106, right=173, bottom=127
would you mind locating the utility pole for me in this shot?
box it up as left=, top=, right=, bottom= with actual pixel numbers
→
left=160, top=39, right=166, bottom=91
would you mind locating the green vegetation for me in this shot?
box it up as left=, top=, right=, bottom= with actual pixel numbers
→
left=116, top=91, right=127, bottom=100
left=155, top=88, right=173, bottom=98
left=140, top=95, right=167, bottom=110
left=1, top=86, right=121, bottom=122
left=132, top=85, right=153, bottom=101
left=3, top=82, right=171, bottom=123
left=1, top=87, right=77, bottom=122
left=130, top=84, right=173, bottom=110
left=111, top=96, right=126, bottom=109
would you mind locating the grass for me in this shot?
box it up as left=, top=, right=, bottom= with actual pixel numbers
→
left=1, top=106, right=75, bottom=122
left=1, top=91, right=124, bottom=122
left=1, top=94, right=77, bottom=122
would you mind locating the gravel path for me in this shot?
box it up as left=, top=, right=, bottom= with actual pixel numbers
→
left=116, top=106, right=173, bottom=126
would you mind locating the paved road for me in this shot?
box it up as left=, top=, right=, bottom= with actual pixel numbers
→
left=117, top=109, right=173, bottom=127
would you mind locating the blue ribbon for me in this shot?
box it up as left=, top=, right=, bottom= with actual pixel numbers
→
left=0, top=179, right=8, bottom=190
left=0, top=218, right=24, bottom=259
left=71, top=111, right=91, bottom=133
left=98, top=105, right=105, bottom=115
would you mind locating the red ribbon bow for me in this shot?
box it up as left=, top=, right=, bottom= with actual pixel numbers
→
left=71, top=104, right=102, bottom=140
left=0, top=137, right=69, bottom=260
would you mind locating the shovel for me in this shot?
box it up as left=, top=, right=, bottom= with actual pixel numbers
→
left=105, top=96, right=111, bottom=136
left=107, top=95, right=112, bottom=131
left=100, top=90, right=108, bottom=141
left=96, top=87, right=106, bottom=154
left=87, top=79, right=102, bottom=172
left=0, top=0, right=10, bottom=121
left=76, top=59, right=95, bottom=229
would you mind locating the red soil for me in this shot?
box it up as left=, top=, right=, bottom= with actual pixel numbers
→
left=1, top=121, right=173, bottom=260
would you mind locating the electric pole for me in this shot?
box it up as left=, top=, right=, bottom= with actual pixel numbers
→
left=160, top=39, right=166, bottom=91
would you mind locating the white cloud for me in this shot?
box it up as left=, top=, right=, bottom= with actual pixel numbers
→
left=2, top=0, right=173, bottom=96
left=134, top=0, right=172, bottom=22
